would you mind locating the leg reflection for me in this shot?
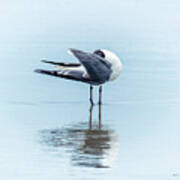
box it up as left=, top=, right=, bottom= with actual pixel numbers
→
left=89, top=104, right=93, bottom=130
left=88, top=101, right=102, bottom=130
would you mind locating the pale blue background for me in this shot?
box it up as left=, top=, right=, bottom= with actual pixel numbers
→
left=0, top=0, right=180, bottom=179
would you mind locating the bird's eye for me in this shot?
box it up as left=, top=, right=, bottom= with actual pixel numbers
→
left=93, top=50, right=105, bottom=58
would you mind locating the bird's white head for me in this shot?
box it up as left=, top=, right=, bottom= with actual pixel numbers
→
left=93, top=49, right=123, bottom=81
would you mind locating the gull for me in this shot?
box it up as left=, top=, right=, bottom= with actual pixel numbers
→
left=35, top=49, right=122, bottom=105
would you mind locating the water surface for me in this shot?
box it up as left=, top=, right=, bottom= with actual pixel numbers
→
left=0, top=0, right=180, bottom=179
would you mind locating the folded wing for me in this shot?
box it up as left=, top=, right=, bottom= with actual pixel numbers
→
left=69, top=49, right=112, bottom=83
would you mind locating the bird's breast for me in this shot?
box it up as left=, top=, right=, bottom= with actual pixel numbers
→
left=109, top=60, right=122, bottom=81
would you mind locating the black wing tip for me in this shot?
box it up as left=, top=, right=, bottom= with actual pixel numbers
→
left=34, top=69, right=43, bottom=73
left=34, top=69, right=56, bottom=75
left=41, top=60, right=52, bottom=64
left=41, top=59, right=47, bottom=63
left=40, top=60, right=60, bottom=66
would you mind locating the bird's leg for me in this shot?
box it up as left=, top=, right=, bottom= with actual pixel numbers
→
left=89, top=85, right=94, bottom=105
left=98, top=102, right=102, bottom=129
left=98, top=85, right=102, bottom=105
left=98, top=86, right=102, bottom=129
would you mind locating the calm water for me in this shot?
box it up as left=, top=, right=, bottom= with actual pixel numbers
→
left=0, top=0, right=180, bottom=179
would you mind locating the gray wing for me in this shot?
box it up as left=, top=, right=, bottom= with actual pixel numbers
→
left=69, top=49, right=112, bottom=83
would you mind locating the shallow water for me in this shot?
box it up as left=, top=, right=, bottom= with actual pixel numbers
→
left=0, top=0, right=180, bottom=179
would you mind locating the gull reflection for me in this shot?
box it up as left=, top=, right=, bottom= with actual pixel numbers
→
left=89, top=103, right=102, bottom=129
left=40, top=104, right=118, bottom=168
